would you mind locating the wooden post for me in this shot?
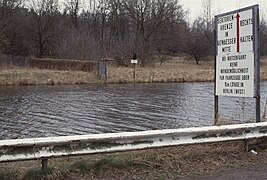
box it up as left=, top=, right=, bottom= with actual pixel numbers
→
left=244, top=140, right=249, bottom=152
left=42, top=158, right=48, bottom=170
left=133, top=63, right=136, bottom=82
left=132, top=52, right=137, bottom=83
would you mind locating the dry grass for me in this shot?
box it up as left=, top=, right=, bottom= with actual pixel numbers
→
left=0, top=66, right=100, bottom=86
left=108, top=57, right=267, bottom=84
left=1, top=139, right=267, bottom=179
left=0, top=56, right=266, bottom=86
left=108, top=58, right=214, bottom=84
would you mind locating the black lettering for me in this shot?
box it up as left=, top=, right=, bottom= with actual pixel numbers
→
left=218, top=15, right=234, bottom=24
left=230, top=82, right=242, bottom=87
left=222, top=46, right=231, bottom=53
left=240, top=35, right=253, bottom=43
left=240, top=18, right=253, bottom=26
left=223, top=89, right=233, bottom=94
left=227, top=54, right=246, bottom=61
left=242, top=75, right=249, bottom=80
left=220, top=23, right=233, bottom=31
left=225, top=75, right=241, bottom=80
left=217, top=38, right=236, bottom=46
left=221, top=68, right=249, bottom=74
left=234, top=89, right=245, bottom=94
left=230, top=62, right=238, bottom=67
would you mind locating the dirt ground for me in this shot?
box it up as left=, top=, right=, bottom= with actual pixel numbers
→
left=188, top=164, right=267, bottom=180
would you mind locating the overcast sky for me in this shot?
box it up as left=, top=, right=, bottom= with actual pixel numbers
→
left=179, top=0, right=267, bottom=22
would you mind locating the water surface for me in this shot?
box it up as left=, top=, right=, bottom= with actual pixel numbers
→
left=0, top=82, right=266, bottom=140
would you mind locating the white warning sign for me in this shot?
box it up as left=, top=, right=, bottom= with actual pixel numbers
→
left=215, top=6, right=257, bottom=97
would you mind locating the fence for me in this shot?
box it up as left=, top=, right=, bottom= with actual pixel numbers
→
left=1, top=122, right=267, bottom=169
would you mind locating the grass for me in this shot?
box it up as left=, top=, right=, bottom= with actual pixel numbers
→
left=0, top=56, right=266, bottom=85
left=2, top=139, right=267, bottom=179
left=70, top=156, right=137, bottom=174
left=107, top=59, right=215, bottom=84
left=107, top=57, right=267, bottom=84
left=0, top=67, right=101, bottom=86
left=22, top=168, right=54, bottom=180
left=0, top=169, right=19, bottom=180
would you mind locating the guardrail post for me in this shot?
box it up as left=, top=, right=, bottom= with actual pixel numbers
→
left=244, top=140, right=249, bottom=152
left=42, top=158, right=48, bottom=170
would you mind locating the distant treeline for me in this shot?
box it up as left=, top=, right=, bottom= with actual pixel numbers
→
left=1, top=0, right=267, bottom=66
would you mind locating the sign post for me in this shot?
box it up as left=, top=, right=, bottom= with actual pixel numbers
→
left=215, top=5, right=260, bottom=123
left=131, top=53, right=138, bottom=82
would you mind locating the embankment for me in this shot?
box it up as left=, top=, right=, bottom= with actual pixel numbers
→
left=1, top=139, right=267, bottom=179
left=0, top=68, right=100, bottom=86
left=0, top=57, right=266, bottom=86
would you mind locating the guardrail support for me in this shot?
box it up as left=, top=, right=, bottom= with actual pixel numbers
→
left=244, top=140, right=249, bottom=152
left=42, top=158, right=48, bottom=170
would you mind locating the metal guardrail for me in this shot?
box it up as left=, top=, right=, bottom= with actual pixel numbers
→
left=1, top=122, right=267, bottom=164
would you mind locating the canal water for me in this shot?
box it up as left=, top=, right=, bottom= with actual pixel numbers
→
left=0, top=82, right=266, bottom=140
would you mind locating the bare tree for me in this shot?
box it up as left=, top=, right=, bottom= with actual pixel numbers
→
left=29, top=0, right=59, bottom=57
left=201, top=0, right=214, bottom=56
left=0, top=0, right=23, bottom=53
left=259, top=7, right=267, bottom=56
left=123, top=0, right=187, bottom=66
left=57, top=28, right=101, bottom=60
left=107, top=0, right=133, bottom=66
left=0, top=0, right=234, bottom=65
left=186, top=17, right=208, bottom=64
left=0, top=0, right=22, bottom=30
left=64, top=0, right=79, bottom=28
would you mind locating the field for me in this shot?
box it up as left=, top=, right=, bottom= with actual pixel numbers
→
left=0, top=57, right=266, bottom=86
left=108, top=58, right=215, bottom=83
left=107, top=57, right=267, bottom=83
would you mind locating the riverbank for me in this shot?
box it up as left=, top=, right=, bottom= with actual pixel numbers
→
left=1, top=139, right=267, bottom=179
left=107, top=59, right=215, bottom=83
left=0, top=67, right=100, bottom=86
left=0, top=57, right=266, bottom=85
left=107, top=58, right=267, bottom=83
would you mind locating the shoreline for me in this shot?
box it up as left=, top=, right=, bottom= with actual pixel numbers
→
left=0, top=59, right=266, bottom=86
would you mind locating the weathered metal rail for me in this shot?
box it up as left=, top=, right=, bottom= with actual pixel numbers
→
left=1, top=122, right=267, bottom=166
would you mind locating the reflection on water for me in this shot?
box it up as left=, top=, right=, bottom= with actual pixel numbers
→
left=0, top=82, right=266, bottom=140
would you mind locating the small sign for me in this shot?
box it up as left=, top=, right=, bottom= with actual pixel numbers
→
left=131, top=59, right=138, bottom=64
left=215, top=5, right=259, bottom=97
